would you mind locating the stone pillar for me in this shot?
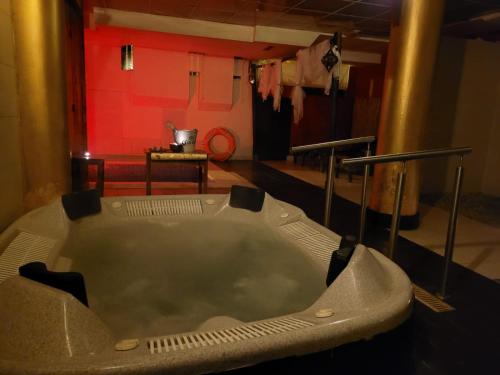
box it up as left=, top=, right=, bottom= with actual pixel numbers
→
left=369, top=0, right=445, bottom=228
left=11, top=0, right=70, bottom=210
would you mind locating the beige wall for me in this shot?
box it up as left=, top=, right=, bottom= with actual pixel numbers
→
left=450, top=39, right=500, bottom=194
left=422, top=37, right=500, bottom=197
left=481, top=84, right=500, bottom=195
left=422, top=37, right=465, bottom=193
left=0, top=0, right=24, bottom=231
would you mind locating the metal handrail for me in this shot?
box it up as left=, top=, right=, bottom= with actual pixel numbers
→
left=342, top=146, right=472, bottom=166
left=291, top=136, right=376, bottom=153
left=290, top=136, right=376, bottom=232
left=341, top=146, right=472, bottom=299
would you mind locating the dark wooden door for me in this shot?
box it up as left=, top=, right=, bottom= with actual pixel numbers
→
left=253, top=95, right=293, bottom=161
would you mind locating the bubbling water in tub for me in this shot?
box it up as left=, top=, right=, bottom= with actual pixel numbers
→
left=62, top=218, right=325, bottom=339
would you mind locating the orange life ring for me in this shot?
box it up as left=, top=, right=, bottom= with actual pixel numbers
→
left=202, top=127, right=236, bottom=162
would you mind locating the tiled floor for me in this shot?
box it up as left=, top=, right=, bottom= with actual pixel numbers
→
left=263, top=160, right=500, bottom=281
left=216, top=160, right=500, bottom=375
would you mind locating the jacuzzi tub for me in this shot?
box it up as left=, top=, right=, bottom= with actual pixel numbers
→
left=0, top=191, right=412, bottom=374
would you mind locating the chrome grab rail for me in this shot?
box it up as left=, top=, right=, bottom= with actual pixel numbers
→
left=291, top=136, right=376, bottom=153
left=342, top=146, right=472, bottom=166
left=342, top=146, right=472, bottom=299
left=290, top=136, right=376, bottom=231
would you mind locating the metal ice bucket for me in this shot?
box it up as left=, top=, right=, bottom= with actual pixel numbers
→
left=167, top=122, right=198, bottom=153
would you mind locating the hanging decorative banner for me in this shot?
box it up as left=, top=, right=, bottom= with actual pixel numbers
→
left=290, top=39, right=343, bottom=123
left=321, top=46, right=338, bottom=72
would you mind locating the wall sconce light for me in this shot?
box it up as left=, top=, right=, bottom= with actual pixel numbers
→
left=121, top=44, right=133, bottom=71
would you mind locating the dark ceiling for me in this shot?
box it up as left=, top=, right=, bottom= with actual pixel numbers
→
left=89, top=0, right=500, bottom=41
left=287, top=0, right=500, bottom=40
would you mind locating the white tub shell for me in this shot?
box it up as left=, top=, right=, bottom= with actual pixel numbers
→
left=0, top=193, right=413, bottom=374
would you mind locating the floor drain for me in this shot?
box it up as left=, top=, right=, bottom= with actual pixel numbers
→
left=413, top=284, right=455, bottom=313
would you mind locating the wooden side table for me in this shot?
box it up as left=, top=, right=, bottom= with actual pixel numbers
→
left=71, top=156, right=105, bottom=196
left=145, top=151, right=208, bottom=195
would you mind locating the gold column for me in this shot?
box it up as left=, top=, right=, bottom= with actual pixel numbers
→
left=369, top=0, right=445, bottom=225
left=11, top=0, right=70, bottom=210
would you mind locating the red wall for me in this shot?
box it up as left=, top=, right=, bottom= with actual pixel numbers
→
left=84, top=26, right=253, bottom=158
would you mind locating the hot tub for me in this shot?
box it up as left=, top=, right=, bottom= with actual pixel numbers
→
left=0, top=190, right=412, bottom=374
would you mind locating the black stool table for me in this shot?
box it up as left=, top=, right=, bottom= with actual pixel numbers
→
left=71, top=156, right=105, bottom=196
